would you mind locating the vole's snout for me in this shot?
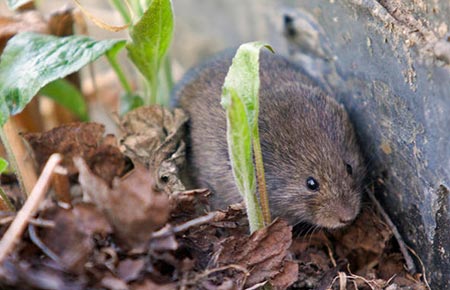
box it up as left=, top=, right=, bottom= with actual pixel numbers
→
left=336, top=205, right=358, bottom=225
left=335, top=201, right=360, bottom=227
left=314, top=198, right=360, bottom=229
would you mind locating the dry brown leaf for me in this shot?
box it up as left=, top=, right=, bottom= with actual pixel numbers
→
left=0, top=258, right=84, bottom=289
left=216, top=219, right=296, bottom=288
left=75, top=157, right=170, bottom=249
left=130, top=279, right=177, bottom=290
left=0, top=11, right=48, bottom=52
left=100, top=273, right=129, bottom=290
left=332, top=208, right=392, bottom=271
left=48, top=7, right=75, bottom=37
left=88, top=143, right=126, bottom=186
left=23, top=122, right=105, bottom=175
left=119, top=106, right=188, bottom=195
left=24, top=122, right=126, bottom=187
left=117, top=258, right=145, bottom=282
left=270, top=260, right=299, bottom=289
left=38, top=203, right=112, bottom=273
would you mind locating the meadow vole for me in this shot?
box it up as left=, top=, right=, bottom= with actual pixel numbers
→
left=173, top=51, right=364, bottom=229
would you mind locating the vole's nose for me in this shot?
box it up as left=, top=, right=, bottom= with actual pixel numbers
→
left=339, top=216, right=354, bottom=225
left=337, top=206, right=356, bottom=225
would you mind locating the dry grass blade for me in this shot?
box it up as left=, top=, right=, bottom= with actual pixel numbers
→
left=0, top=153, right=62, bottom=263
left=73, top=0, right=130, bottom=32
left=3, top=118, right=38, bottom=196
left=366, top=186, right=416, bottom=273
left=407, top=245, right=431, bottom=290
left=150, top=211, right=225, bottom=240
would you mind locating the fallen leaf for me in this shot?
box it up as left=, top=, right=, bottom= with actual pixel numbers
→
left=216, top=218, right=296, bottom=288
left=75, top=157, right=170, bottom=249
left=0, top=11, right=48, bottom=52
left=24, top=122, right=126, bottom=186
left=23, top=122, right=105, bottom=175
left=88, top=143, right=126, bottom=186
left=332, top=208, right=392, bottom=271
left=0, top=258, right=84, bottom=290
left=38, top=203, right=112, bottom=273
left=270, top=260, right=299, bottom=289
left=119, top=106, right=188, bottom=194
left=117, top=258, right=145, bottom=282
left=130, top=279, right=177, bottom=290
left=101, top=273, right=129, bottom=290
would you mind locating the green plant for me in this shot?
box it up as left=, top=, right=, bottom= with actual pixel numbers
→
left=221, top=42, right=274, bottom=233
left=0, top=158, right=15, bottom=211
left=0, top=0, right=175, bottom=195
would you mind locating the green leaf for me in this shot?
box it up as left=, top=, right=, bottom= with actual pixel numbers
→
left=221, top=42, right=274, bottom=233
left=221, top=42, right=274, bottom=133
left=126, top=0, right=174, bottom=105
left=40, top=79, right=89, bottom=121
left=106, top=40, right=132, bottom=94
left=109, top=0, right=132, bottom=23
left=120, top=93, right=144, bottom=115
left=6, top=0, right=31, bottom=10
left=0, top=32, right=126, bottom=126
left=0, top=158, right=8, bottom=174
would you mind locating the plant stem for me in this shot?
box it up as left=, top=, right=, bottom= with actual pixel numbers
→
left=106, top=53, right=133, bottom=95
left=244, top=185, right=265, bottom=233
left=252, top=133, right=271, bottom=225
left=0, top=127, right=27, bottom=197
left=130, top=0, right=144, bottom=17
left=156, top=54, right=173, bottom=106
left=150, top=75, right=158, bottom=105
left=0, top=188, right=15, bottom=211
left=109, top=0, right=131, bottom=23
left=163, top=54, right=174, bottom=91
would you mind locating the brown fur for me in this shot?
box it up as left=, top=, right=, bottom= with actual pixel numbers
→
left=173, top=51, right=364, bottom=228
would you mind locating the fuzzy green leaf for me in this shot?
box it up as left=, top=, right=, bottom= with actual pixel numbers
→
left=0, top=32, right=125, bottom=126
left=40, top=79, right=89, bottom=121
left=221, top=42, right=273, bottom=233
left=0, top=158, right=8, bottom=174
left=126, top=0, right=174, bottom=105
left=6, top=0, right=31, bottom=10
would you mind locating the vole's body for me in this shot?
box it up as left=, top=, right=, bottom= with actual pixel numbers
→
left=174, top=51, right=363, bottom=229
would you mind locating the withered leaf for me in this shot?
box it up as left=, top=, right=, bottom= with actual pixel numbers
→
left=130, top=279, right=177, bottom=290
left=0, top=258, right=84, bottom=290
left=24, top=122, right=126, bottom=186
left=75, top=157, right=170, bottom=249
left=119, top=106, right=188, bottom=195
left=23, top=122, right=105, bottom=175
left=38, top=203, right=112, bottom=273
left=270, top=260, right=299, bottom=290
left=0, top=11, right=48, bottom=52
left=216, top=218, right=296, bottom=288
left=117, top=258, right=145, bottom=282
left=332, top=208, right=392, bottom=270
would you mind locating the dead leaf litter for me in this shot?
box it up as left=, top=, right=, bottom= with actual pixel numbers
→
left=0, top=107, right=428, bottom=289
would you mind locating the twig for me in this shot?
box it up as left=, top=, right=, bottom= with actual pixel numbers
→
left=28, top=224, right=62, bottom=265
left=325, top=243, right=337, bottom=267
left=0, top=215, right=55, bottom=227
left=0, top=154, right=62, bottom=263
left=150, top=211, right=225, bottom=240
left=407, top=245, right=431, bottom=290
left=1, top=118, right=38, bottom=196
left=366, top=186, right=417, bottom=273
left=0, top=187, right=15, bottom=212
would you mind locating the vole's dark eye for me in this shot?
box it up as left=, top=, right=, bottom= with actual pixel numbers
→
left=161, top=175, right=169, bottom=183
left=346, top=163, right=353, bottom=175
left=306, top=177, right=319, bottom=191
